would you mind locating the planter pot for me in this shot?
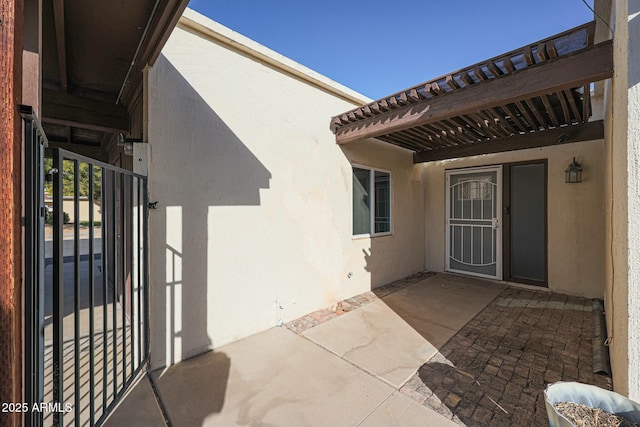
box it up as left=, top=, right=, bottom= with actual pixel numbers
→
left=545, top=381, right=640, bottom=427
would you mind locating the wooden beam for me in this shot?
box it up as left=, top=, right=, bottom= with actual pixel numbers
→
left=42, top=89, right=129, bottom=134
left=144, top=0, right=191, bottom=66
left=541, top=95, right=560, bottom=127
left=525, top=98, right=548, bottom=128
left=335, top=40, right=613, bottom=145
left=523, top=46, right=535, bottom=66
left=500, top=104, right=528, bottom=133
left=486, top=61, right=503, bottom=77
left=45, top=141, right=109, bottom=163
left=474, top=66, right=488, bottom=81
left=381, top=133, right=424, bottom=151
left=412, top=125, right=450, bottom=147
left=557, top=91, right=573, bottom=124
left=502, top=57, right=516, bottom=73
left=413, top=120, right=604, bottom=163
left=466, top=112, right=498, bottom=138
left=493, top=105, right=521, bottom=133
left=460, top=72, right=474, bottom=86
left=515, top=100, right=538, bottom=130
left=52, top=0, right=67, bottom=91
left=483, top=109, right=516, bottom=135
left=583, top=85, right=591, bottom=122
left=566, top=88, right=583, bottom=122
left=118, top=0, right=190, bottom=105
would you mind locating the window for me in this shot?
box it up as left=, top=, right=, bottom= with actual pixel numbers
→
left=352, top=166, right=391, bottom=236
left=458, top=177, right=493, bottom=201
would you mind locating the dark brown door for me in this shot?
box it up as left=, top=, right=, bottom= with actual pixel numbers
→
left=503, top=161, right=547, bottom=286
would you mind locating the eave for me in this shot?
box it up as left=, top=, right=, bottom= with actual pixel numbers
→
left=40, top=0, right=190, bottom=155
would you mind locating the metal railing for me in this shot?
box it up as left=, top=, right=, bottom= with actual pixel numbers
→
left=22, top=106, right=150, bottom=426
left=22, top=105, right=47, bottom=427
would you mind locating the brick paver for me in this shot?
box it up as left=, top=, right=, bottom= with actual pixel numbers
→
left=287, top=274, right=612, bottom=426
left=400, top=287, right=612, bottom=426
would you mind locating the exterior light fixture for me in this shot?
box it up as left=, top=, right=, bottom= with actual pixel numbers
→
left=117, top=133, right=144, bottom=156
left=565, top=157, right=583, bottom=183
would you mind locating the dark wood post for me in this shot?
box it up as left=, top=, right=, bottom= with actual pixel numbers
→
left=0, top=0, right=24, bottom=425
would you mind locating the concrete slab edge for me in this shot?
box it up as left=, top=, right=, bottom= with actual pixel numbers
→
left=147, top=371, right=173, bottom=427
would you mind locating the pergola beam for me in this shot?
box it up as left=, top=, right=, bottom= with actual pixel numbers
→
left=335, top=40, right=613, bottom=145
left=42, top=90, right=130, bottom=134
left=413, top=120, right=604, bottom=163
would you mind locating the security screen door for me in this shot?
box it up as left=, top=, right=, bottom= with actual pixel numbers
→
left=446, top=166, right=502, bottom=280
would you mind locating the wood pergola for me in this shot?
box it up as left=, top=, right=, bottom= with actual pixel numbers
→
left=330, top=22, right=613, bottom=163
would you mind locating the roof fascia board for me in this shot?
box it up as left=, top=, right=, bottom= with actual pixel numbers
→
left=413, top=120, right=604, bottom=163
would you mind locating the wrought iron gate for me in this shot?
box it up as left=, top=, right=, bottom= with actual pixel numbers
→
left=22, top=106, right=150, bottom=427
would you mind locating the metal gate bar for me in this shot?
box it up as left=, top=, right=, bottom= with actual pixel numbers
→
left=22, top=105, right=47, bottom=427
left=22, top=107, right=150, bottom=427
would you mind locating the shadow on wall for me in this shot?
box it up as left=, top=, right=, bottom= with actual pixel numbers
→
left=150, top=53, right=271, bottom=423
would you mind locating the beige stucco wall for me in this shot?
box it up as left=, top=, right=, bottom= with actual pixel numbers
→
left=603, top=0, right=640, bottom=399
left=423, top=139, right=606, bottom=298
left=146, top=10, right=425, bottom=368
left=60, top=198, right=101, bottom=224
left=44, top=198, right=101, bottom=224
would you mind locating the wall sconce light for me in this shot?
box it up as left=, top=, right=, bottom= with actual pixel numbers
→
left=565, top=157, right=583, bottom=183
left=118, top=134, right=144, bottom=156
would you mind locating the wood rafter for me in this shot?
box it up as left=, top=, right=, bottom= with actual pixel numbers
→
left=414, top=125, right=450, bottom=147
left=413, top=120, right=604, bottom=163
left=500, top=104, right=528, bottom=133
left=524, top=98, right=548, bottom=129
left=53, top=0, right=67, bottom=91
left=541, top=95, right=560, bottom=127
left=42, top=90, right=129, bottom=134
left=334, top=40, right=612, bottom=144
left=582, top=85, right=591, bottom=122
left=557, top=91, right=572, bottom=124
left=566, top=89, right=583, bottom=122
left=514, top=101, right=538, bottom=130
left=45, top=141, right=108, bottom=163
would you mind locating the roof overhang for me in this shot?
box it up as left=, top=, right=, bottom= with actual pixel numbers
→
left=41, top=0, right=190, bottom=151
left=330, top=22, right=613, bottom=163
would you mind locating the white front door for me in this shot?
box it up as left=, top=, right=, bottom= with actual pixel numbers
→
left=446, top=166, right=502, bottom=280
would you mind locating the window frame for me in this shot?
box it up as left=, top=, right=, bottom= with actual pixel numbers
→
left=351, top=163, right=393, bottom=239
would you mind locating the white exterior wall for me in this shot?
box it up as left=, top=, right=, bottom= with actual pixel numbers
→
left=424, top=140, right=606, bottom=298
left=146, top=10, right=425, bottom=367
left=603, top=0, right=640, bottom=399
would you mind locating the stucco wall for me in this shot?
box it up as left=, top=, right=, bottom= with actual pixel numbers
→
left=47, top=198, right=101, bottom=224
left=603, top=0, right=640, bottom=399
left=146, top=11, right=425, bottom=367
left=423, top=140, right=606, bottom=298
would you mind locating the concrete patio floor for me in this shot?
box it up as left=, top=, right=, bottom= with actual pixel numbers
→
left=104, top=273, right=610, bottom=426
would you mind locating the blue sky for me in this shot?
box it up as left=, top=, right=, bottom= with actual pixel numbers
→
left=186, top=1, right=595, bottom=99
